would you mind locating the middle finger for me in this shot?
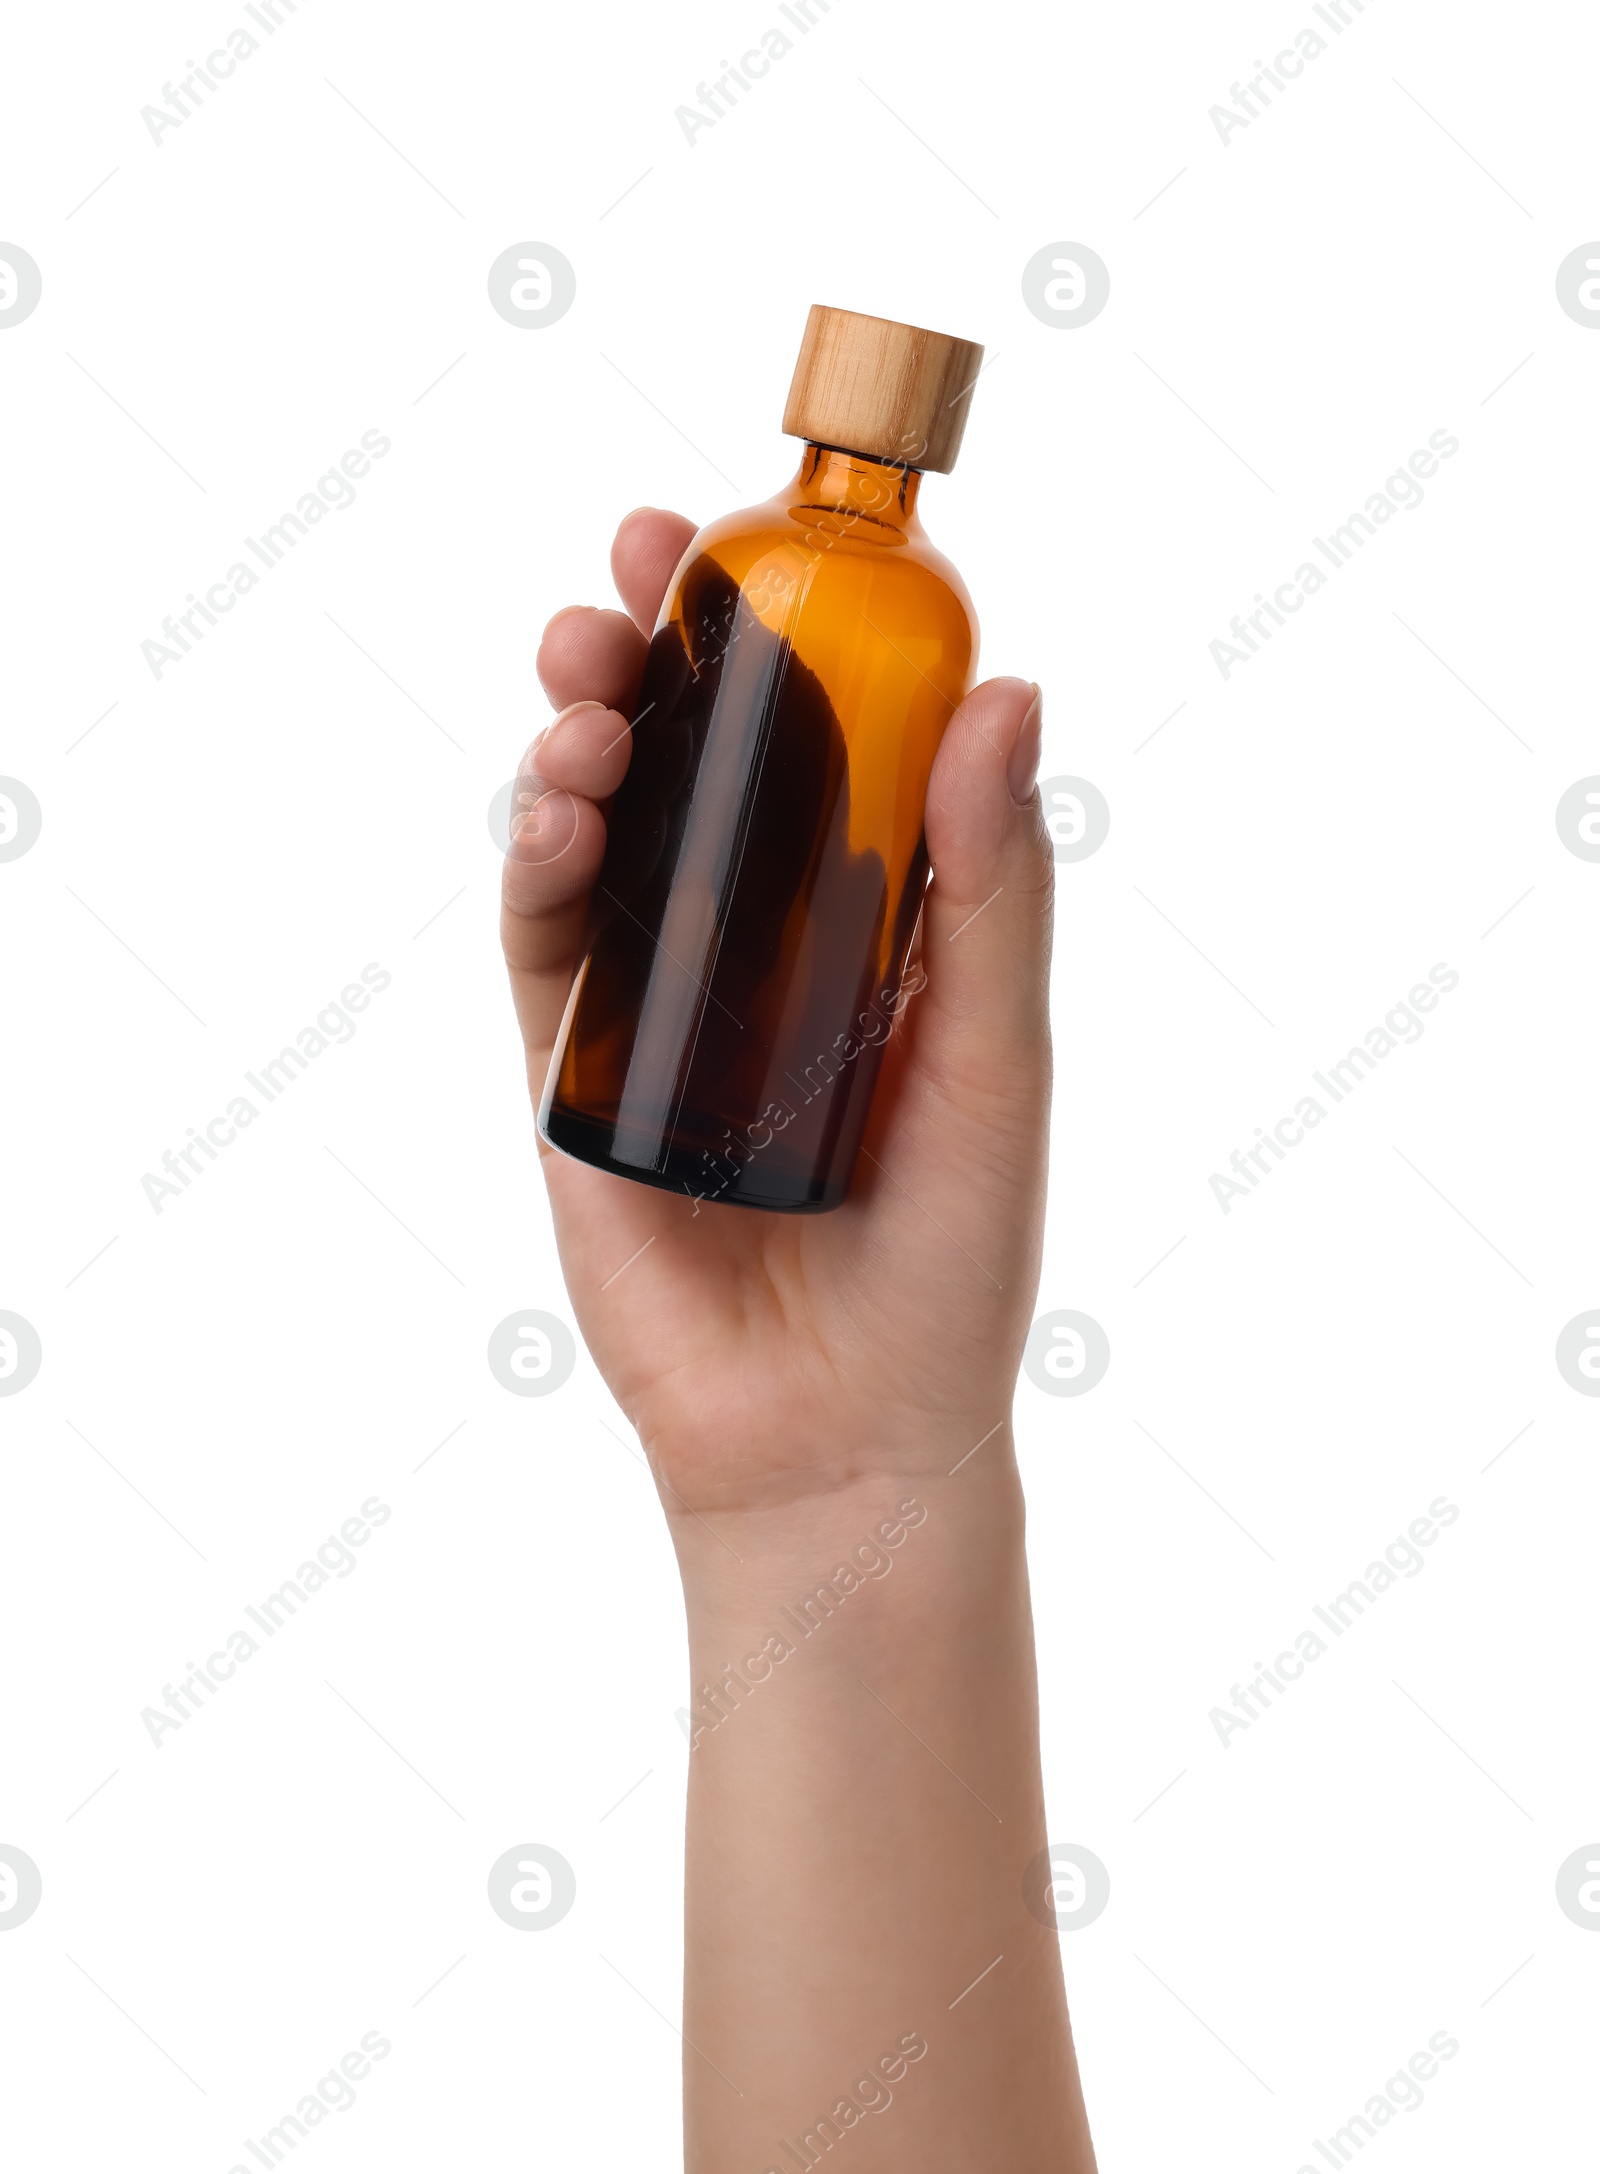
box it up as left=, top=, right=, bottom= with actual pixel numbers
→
left=537, top=604, right=649, bottom=713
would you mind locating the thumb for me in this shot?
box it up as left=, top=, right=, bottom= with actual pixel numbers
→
left=913, top=675, right=1054, bottom=1114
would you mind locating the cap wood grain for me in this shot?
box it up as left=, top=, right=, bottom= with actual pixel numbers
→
left=782, top=304, right=983, bottom=473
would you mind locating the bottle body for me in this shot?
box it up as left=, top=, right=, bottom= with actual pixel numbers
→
left=539, top=446, right=977, bottom=1211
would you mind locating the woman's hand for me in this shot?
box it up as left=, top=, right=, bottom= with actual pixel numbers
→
left=500, top=506, right=1055, bottom=1520
left=502, top=506, right=1094, bottom=2172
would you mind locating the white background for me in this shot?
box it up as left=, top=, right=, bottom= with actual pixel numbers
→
left=2, top=0, right=1596, bottom=2167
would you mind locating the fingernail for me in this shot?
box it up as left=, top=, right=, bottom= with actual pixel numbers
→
left=1007, top=683, right=1042, bottom=803
left=528, top=701, right=603, bottom=767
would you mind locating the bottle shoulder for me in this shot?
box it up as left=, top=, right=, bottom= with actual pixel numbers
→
left=675, top=496, right=976, bottom=638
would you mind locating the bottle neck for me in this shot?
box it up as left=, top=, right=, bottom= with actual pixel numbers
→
left=791, top=442, right=922, bottom=532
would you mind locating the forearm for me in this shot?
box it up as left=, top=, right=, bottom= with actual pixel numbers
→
left=670, top=1447, right=1097, bottom=2173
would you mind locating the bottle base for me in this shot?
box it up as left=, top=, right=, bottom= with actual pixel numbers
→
left=539, top=1103, right=846, bottom=1215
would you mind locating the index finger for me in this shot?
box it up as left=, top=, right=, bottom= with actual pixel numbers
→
left=610, top=507, right=698, bottom=635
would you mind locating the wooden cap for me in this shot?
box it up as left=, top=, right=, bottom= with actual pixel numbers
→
left=782, top=305, right=983, bottom=473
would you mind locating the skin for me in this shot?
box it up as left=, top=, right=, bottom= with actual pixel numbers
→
left=501, top=505, right=1097, bottom=2172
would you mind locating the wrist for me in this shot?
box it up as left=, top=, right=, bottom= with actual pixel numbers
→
left=673, top=1445, right=1052, bottom=1849
left=668, top=1447, right=1030, bottom=1659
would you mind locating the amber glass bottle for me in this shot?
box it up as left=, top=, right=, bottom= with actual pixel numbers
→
left=540, top=305, right=983, bottom=1211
